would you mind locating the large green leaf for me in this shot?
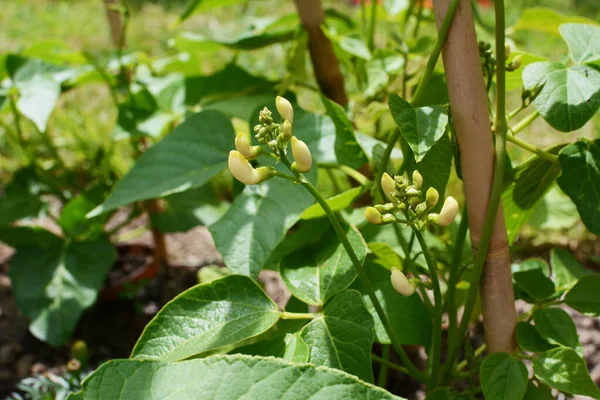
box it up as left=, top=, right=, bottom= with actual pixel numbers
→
left=353, top=261, right=432, bottom=346
left=210, top=176, right=315, bottom=278
left=388, top=93, right=448, bottom=162
left=68, top=355, right=403, bottom=400
left=301, top=290, right=375, bottom=383
left=516, top=322, right=556, bottom=353
left=235, top=330, right=309, bottom=363
left=512, top=7, right=597, bottom=36
left=59, top=184, right=107, bottom=241
left=0, top=168, right=43, bottom=226
left=480, top=353, right=528, bottom=400
left=559, top=23, right=600, bottom=65
left=556, top=139, right=600, bottom=235
left=565, top=275, right=600, bottom=316
left=523, top=381, right=554, bottom=400
left=89, top=110, right=235, bottom=216
left=533, top=308, right=583, bottom=356
left=503, top=148, right=563, bottom=243
left=550, top=248, right=592, bottom=292
left=533, top=347, right=600, bottom=399
left=522, top=62, right=600, bottom=132
left=415, top=132, right=453, bottom=211
left=131, top=275, right=280, bottom=361
left=280, top=225, right=367, bottom=305
left=4, top=228, right=115, bottom=346
left=321, top=95, right=368, bottom=169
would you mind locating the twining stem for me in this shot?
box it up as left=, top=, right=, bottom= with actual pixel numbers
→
left=376, top=0, right=459, bottom=199
left=455, top=343, right=486, bottom=372
left=506, top=134, right=558, bottom=163
left=377, top=345, right=391, bottom=388
left=445, top=209, right=469, bottom=347
left=368, top=0, right=378, bottom=51
left=439, top=0, right=509, bottom=384
left=412, top=227, right=443, bottom=388
left=280, top=312, right=317, bottom=320
left=372, top=353, right=410, bottom=376
left=510, top=110, right=539, bottom=135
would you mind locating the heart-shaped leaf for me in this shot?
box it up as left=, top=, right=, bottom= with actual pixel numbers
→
left=533, top=308, right=583, bottom=357
left=559, top=23, right=600, bottom=65
left=480, top=353, right=528, bottom=400
left=550, top=248, right=592, bottom=292
left=565, top=275, right=600, bottom=316
left=131, top=275, right=281, bottom=361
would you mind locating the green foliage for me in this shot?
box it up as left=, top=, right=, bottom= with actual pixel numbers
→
left=559, top=23, right=600, bottom=64
left=68, top=355, right=403, bottom=400
left=480, top=353, right=528, bottom=400
left=131, top=275, right=281, bottom=361
left=516, top=322, right=556, bottom=353
left=550, top=248, right=592, bottom=292
left=565, top=275, right=600, bottom=316
left=533, top=308, right=583, bottom=356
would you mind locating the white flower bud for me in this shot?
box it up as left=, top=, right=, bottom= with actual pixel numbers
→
left=281, top=120, right=293, bottom=141
left=276, top=96, right=294, bottom=124
left=428, top=196, right=459, bottom=226
left=505, top=43, right=511, bottom=59
left=426, top=187, right=439, bottom=210
left=291, top=137, right=312, bottom=172
left=412, top=170, right=423, bottom=190
left=228, top=151, right=274, bottom=185
left=365, top=207, right=384, bottom=225
left=381, top=172, right=395, bottom=200
left=390, top=267, right=415, bottom=296
left=235, top=133, right=263, bottom=159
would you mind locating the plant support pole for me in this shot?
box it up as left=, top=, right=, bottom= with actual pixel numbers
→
left=293, top=0, right=349, bottom=106
left=432, top=0, right=516, bottom=357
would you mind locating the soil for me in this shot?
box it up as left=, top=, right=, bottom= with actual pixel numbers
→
left=1, top=220, right=599, bottom=399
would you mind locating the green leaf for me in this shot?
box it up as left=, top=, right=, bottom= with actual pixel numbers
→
left=503, top=148, right=564, bottom=243
left=480, top=353, right=528, bottom=400
left=516, top=322, right=556, bottom=353
left=7, top=230, right=115, bottom=346
left=505, top=52, right=547, bottom=91
left=512, top=7, right=598, bottom=36
left=559, top=23, right=600, bottom=64
left=533, top=308, right=583, bottom=356
left=523, top=62, right=600, bottom=132
left=131, top=275, right=280, bottom=361
left=529, top=186, right=579, bottom=231
left=179, top=0, right=248, bottom=22
left=0, top=168, right=43, bottom=226
left=523, top=381, right=554, bottom=400
left=280, top=225, right=366, bottom=305
left=513, top=269, right=555, bottom=302
left=533, top=347, right=600, bottom=399
left=550, top=248, right=592, bottom=291
left=210, top=176, right=315, bottom=278
left=301, top=290, right=375, bottom=383
left=367, top=242, right=403, bottom=270
left=353, top=261, right=432, bottom=346
left=68, top=354, right=403, bottom=400
left=89, top=110, right=235, bottom=216
left=388, top=94, right=449, bottom=163
left=565, top=275, right=600, bottom=316
left=364, top=54, right=405, bottom=99
left=321, top=95, right=368, bottom=169
left=415, top=132, right=453, bottom=210
left=300, top=187, right=364, bottom=220
left=556, top=139, right=600, bottom=235
left=150, top=184, right=228, bottom=233
left=59, top=184, right=107, bottom=240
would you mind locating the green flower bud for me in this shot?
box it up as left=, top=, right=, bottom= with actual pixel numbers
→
left=405, top=188, right=421, bottom=197
left=228, top=151, right=274, bottom=185
left=259, top=107, right=273, bottom=124
left=390, top=267, right=415, bottom=296
left=381, top=172, right=395, bottom=200
left=415, top=201, right=427, bottom=215
left=375, top=203, right=396, bottom=213
left=412, top=170, right=423, bottom=190
left=281, top=120, right=293, bottom=141
left=426, top=187, right=439, bottom=210
left=505, top=43, right=511, bottom=59
left=291, top=137, right=312, bottom=172
left=276, top=96, right=294, bottom=124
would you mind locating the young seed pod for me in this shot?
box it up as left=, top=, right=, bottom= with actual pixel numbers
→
left=228, top=151, right=274, bottom=185
left=235, top=133, right=263, bottom=159
left=426, top=187, right=439, bottom=209
left=291, top=137, right=312, bottom=172
left=276, top=96, right=294, bottom=124
left=390, top=267, right=415, bottom=296
left=429, top=196, right=459, bottom=226
left=281, top=120, right=293, bottom=141
left=381, top=172, right=395, bottom=200
left=412, top=170, right=423, bottom=190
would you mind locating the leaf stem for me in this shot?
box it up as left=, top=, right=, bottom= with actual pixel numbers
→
left=280, top=311, right=317, bottom=320
left=376, top=345, right=391, bottom=388
left=412, top=227, right=443, bottom=389
left=439, top=0, right=509, bottom=385
left=506, top=134, right=558, bottom=163
left=372, top=353, right=410, bottom=376
left=510, top=110, right=539, bottom=135
left=455, top=343, right=486, bottom=372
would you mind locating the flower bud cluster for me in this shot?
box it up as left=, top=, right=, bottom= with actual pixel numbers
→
left=228, top=96, right=313, bottom=185
left=365, top=170, right=458, bottom=229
